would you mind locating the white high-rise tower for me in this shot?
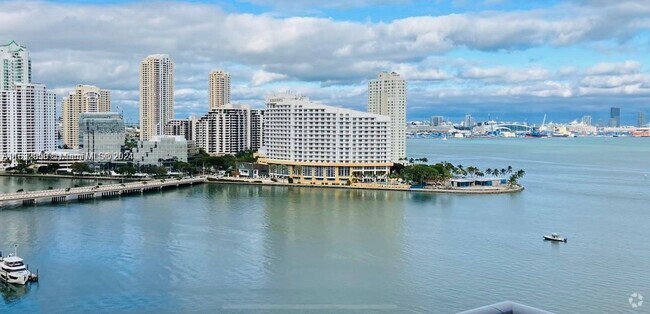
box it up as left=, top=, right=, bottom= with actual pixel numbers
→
left=209, top=70, right=230, bottom=110
left=368, top=72, right=407, bottom=162
left=0, top=41, right=56, bottom=158
left=140, top=54, right=174, bottom=141
left=0, top=41, right=31, bottom=90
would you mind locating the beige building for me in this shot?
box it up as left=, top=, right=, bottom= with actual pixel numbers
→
left=140, top=54, right=174, bottom=141
left=208, top=70, right=230, bottom=110
left=62, top=85, right=110, bottom=148
left=260, top=94, right=392, bottom=185
left=368, top=71, right=407, bottom=163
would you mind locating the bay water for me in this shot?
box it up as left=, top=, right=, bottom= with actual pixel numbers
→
left=1, top=138, right=649, bottom=313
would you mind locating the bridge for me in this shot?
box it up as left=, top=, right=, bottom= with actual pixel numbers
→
left=0, top=176, right=207, bottom=207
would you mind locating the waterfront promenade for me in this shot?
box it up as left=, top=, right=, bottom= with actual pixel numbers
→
left=207, top=176, right=524, bottom=194
left=0, top=176, right=207, bottom=207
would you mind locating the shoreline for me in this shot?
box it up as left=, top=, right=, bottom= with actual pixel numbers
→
left=207, top=177, right=525, bottom=195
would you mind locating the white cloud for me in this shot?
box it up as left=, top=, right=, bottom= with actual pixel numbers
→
left=585, top=60, right=641, bottom=75
left=0, top=0, right=648, bottom=119
left=251, top=70, right=287, bottom=86
left=459, top=66, right=550, bottom=83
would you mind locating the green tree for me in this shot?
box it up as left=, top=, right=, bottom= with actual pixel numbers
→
left=400, top=164, right=439, bottom=185
left=145, top=166, right=167, bottom=177
left=116, top=165, right=136, bottom=176
left=71, top=162, right=91, bottom=175
left=37, top=165, right=49, bottom=174
left=516, top=169, right=526, bottom=179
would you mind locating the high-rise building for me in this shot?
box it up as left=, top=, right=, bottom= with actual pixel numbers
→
left=78, top=112, right=125, bottom=159
left=140, top=54, right=174, bottom=141
left=368, top=72, right=406, bottom=162
left=164, top=117, right=199, bottom=142
left=0, top=42, right=56, bottom=160
left=62, top=85, right=111, bottom=149
left=430, top=116, right=444, bottom=127
left=609, top=107, right=621, bottom=127
left=261, top=94, right=392, bottom=185
left=0, top=84, right=56, bottom=157
left=637, top=111, right=646, bottom=127
left=250, top=109, right=264, bottom=150
left=463, top=115, right=475, bottom=128
left=581, top=115, right=592, bottom=126
left=194, top=104, right=262, bottom=154
left=209, top=70, right=230, bottom=110
left=0, top=41, right=31, bottom=90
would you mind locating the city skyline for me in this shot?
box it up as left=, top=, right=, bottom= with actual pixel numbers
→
left=0, top=1, right=648, bottom=123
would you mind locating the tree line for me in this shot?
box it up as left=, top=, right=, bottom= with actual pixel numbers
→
left=392, top=161, right=525, bottom=186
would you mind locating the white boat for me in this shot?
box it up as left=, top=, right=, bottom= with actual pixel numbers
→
left=543, top=233, right=567, bottom=242
left=0, top=247, right=35, bottom=285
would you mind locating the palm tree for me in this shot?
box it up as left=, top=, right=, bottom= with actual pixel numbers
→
left=516, top=169, right=526, bottom=179
left=507, top=165, right=513, bottom=174
left=485, top=168, right=492, bottom=177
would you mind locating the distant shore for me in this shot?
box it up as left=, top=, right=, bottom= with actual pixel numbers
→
left=207, top=177, right=524, bottom=195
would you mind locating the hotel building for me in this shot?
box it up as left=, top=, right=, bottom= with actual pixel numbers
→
left=194, top=104, right=263, bottom=154
left=62, top=85, right=111, bottom=148
left=208, top=70, right=230, bottom=110
left=260, top=94, right=392, bottom=185
left=140, top=54, right=174, bottom=141
left=368, top=72, right=406, bottom=162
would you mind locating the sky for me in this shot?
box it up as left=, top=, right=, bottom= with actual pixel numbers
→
left=1, top=0, right=649, bottom=125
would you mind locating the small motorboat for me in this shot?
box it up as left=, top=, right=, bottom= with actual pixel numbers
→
left=543, top=233, right=567, bottom=242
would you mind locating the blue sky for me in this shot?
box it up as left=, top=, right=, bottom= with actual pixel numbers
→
left=1, top=0, right=649, bottom=125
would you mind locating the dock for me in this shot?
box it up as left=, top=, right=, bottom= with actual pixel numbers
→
left=0, top=176, right=207, bottom=207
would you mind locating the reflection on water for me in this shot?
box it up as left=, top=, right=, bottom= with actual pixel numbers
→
left=0, top=283, right=31, bottom=304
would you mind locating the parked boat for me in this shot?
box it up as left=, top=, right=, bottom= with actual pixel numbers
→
left=543, top=233, right=567, bottom=242
left=0, top=247, right=37, bottom=285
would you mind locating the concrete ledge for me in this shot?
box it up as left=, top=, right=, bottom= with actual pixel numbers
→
left=207, top=177, right=524, bottom=195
